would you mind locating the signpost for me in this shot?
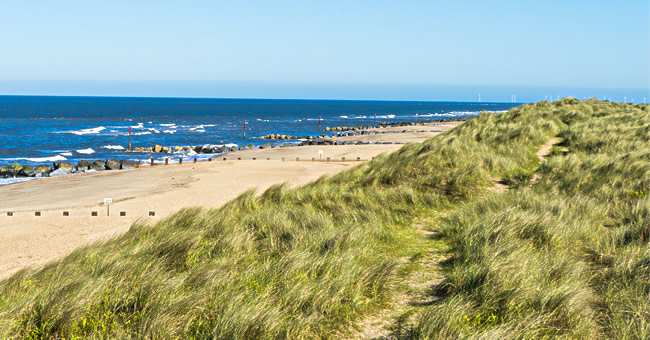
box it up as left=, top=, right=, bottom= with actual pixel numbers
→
left=104, top=198, right=112, bottom=216
left=318, top=150, right=323, bottom=160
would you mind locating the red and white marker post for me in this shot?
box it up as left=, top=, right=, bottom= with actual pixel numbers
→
left=318, top=115, right=322, bottom=131
left=243, top=120, right=247, bottom=139
left=128, top=127, right=132, bottom=151
left=374, top=113, right=377, bottom=127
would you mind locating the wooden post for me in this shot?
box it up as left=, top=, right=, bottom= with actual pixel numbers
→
left=165, top=158, right=168, bottom=165
left=151, top=158, right=154, bottom=166
left=179, top=158, right=183, bottom=165
left=243, top=120, right=247, bottom=139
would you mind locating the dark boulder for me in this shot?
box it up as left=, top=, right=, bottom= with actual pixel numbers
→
left=50, top=161, right=75, bottom=176
left=259, top=143, right=272, bottom=149
left=33, top=165, right=52, bottom=177
left=105, top=159, right=120, bottom=170
left=77, top=160, right=93, bottom=171
left=120, top=160, right=137, bottom=170
left=0, top=164, right=22, bottom=178
left=91, top=161, right=105, bottom=171
left=18, top=165, right=35, bottom=177
left=53, top=161, right=75, bottom=171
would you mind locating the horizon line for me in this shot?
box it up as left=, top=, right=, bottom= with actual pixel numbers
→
left=0, top=94, right=524, bottom=105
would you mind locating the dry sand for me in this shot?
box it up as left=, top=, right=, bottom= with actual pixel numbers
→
left=0, top=122, right=461, bottom=279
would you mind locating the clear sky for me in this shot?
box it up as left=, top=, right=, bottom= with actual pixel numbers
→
left=0, top=0, right=648, bottom=102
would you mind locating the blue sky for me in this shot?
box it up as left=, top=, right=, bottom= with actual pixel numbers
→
left=0, top=1, right=648, bottom=102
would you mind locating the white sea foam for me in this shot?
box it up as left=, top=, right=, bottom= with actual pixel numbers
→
left=376, top=114, right=396, bottom=119
left=190, top=125, right=212, bottom=131
left=160, top=123, right=176, bottom=127
left=76, top=148, right=95, bottom=154
left=19, top=155, right=68, bottom=162
left=60, top=152, right=73, bottom=156
left=163, top=130, right=176, bottom=134
left=67, top=126, right=106, bottom=135
left=340, top=115, right=367, bottom=119
left=102, top=145, right=125, bottom=150
left=133, top=132, right=152, bottom=136
left=0, top=177, right=37, bottom=186
left=131, top=122, right=144, bottom=129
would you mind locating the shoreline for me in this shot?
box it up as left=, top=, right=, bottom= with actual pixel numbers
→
left=0, top=122, right=461, bottom=279
left=0, top=123, right=450, bottom=187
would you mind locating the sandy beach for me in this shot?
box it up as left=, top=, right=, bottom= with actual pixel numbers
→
left=0, top=122, right=461, bottom=279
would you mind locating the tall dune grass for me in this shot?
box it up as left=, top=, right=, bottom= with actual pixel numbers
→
left=0, top=98, right=647, bottom=338
left=415, top=99, right=649, bottom=339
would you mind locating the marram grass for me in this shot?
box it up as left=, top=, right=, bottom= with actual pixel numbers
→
left=0, top=98, right=647, bottom=339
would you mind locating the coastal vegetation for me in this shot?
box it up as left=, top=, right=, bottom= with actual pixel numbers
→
left=0, top=98, right=647, bottom=338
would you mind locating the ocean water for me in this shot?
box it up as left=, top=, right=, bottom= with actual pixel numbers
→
left=0, top=95, right=517, bottom=171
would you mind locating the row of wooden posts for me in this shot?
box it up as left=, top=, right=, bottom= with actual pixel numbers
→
left=148, top=156, right=366, bottom=166
left=5, top=211, right=156, bottom=217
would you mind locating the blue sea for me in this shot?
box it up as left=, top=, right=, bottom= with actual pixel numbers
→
left=0, top=96, right=517, bottom=183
